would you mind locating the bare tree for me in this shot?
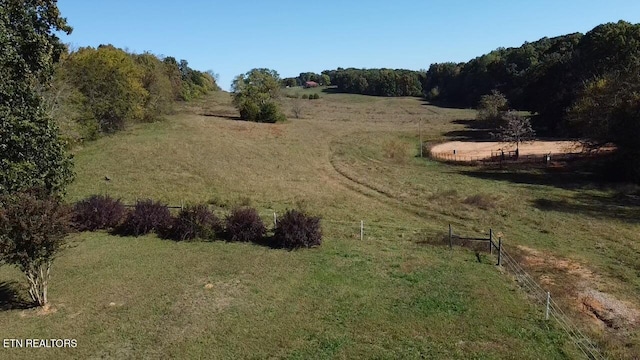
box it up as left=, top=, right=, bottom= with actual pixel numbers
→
left=496, top=111, right=535, bottom=155
left=291, top=99, right=304, bottom=119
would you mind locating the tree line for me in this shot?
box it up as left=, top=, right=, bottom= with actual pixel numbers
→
left=424, top=21, right=640, bottom=132
left=282, top=72, right=331, bottom=87
left=323, top=68, right=424, bottom=97
left=425, top=20, right=640, bottom=179
left=280, top=69, right=424, bottom=97
left=44, top=45, right=219, bottom=144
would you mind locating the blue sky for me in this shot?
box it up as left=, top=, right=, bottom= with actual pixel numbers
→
left=57, top=0, right=640, bottom=91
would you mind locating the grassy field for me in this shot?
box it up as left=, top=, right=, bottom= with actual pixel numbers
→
left=1, top=88, right=639, bottom=359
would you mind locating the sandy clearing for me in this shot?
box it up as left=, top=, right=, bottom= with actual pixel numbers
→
left=430, top=140, right=584, bottom=161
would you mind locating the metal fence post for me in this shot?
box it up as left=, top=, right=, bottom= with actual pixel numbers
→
left=360, top=220, right=364, bottom=241
left=546, top=292, right=551, bottom=320
left=448, top=224, right=452, bottom=249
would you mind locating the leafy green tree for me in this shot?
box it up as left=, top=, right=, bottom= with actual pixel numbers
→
left=282, top=78, right=297, bottom=87
left=162, top=56, right=184, bottom=100
left=135, top=52, right=174, bottom=122
left=477, top=90, right=509, bottom=126
left=232, top=68, right=285, bottom=123
left=39, top=49, right=88, bottom=145
left=0, top=0, right=74, bottom=195
left=177, top=59, right=219, bottom=100
left=321, top=74, right=331, bottom=86
left=65, top=45, right=147, bottom=134
left=568, top=64, right=640, bottom=180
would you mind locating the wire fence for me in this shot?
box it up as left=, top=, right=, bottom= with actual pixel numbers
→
left=106, top=202, right=606, bottom=358
left=499, top=248, right=604, bottom=359
left=430, top=151, right=587, bottom=164
left=445, top=224, right=604, bottom=360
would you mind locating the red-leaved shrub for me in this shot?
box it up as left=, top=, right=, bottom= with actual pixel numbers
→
left=73, top=195, right=126, bottom=231
left=225, top=207, right=265, bottom=242
left=168, top=204, right=221, bottom=241
left=116, top=199, right=172, bottom=237
left=273, top=209, right=322, bottom=249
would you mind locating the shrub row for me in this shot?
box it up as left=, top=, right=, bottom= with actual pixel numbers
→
left=71, top=195, right=321, bottom=249
left=285, top=93, right=320, bottom=99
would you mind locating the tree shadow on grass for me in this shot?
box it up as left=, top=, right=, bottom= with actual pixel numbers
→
left=321, top=86, right=341, bottom=94
left=533, top=193, right=640, bottom=224
left=251, top=235, right=284, bottom=250
left=201, top=113, right=242, bottom=121
left=443, top=119, right=496, bottom=141
left=0, top=281, right=33, bottom=311
left=460, top=167, right=597, bottom=191
left=422, top=100, right=470, bottom=110
left=460, top=162, right=640, bottom=223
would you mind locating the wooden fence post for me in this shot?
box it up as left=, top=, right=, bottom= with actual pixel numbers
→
left=497, top=237, right=502, bottom=266
left=360, top=220, right=364, bottom=241
left=274, top=212, right=277, bottom=228
left=448, top=224, right=452, bottom=249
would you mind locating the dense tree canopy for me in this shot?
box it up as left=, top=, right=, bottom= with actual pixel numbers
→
left=232, top=68, right=285, bottom=123
left=568, top=61, right=640, bottom=180
left=424, top=21, right=640, bottom=135
left=424, top=20, right=640, bottom=180
left=324, top=68, right=424, bottom=97
left=0, top=0, right=74, bottom=195
left=64, top=45, right=147, bottom=134
left=41, top=47, right=219, bottom=143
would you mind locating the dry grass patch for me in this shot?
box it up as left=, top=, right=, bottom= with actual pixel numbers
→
left=382, top=139, right=410, bottom=163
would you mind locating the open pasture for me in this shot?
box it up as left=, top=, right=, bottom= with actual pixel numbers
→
left=2, top=90, right=639, bottom=359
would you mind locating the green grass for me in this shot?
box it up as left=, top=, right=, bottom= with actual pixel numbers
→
left=2, top=91, right=638, bottom=358
left=0, top=232, right=573, bottom=359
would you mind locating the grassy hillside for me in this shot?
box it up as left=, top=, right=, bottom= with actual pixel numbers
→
left=2, top=90, right=639, bottom=358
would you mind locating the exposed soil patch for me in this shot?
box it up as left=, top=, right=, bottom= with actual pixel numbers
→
left=19, top=304, right=58, bottom=317
left=516, top=245, right=639, bottom=332
left=580, top=289, right=640, bottom=331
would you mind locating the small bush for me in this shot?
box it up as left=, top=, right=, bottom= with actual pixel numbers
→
left=291, top=100, right=304, bottom=119
left=310, top=93, right=320, bottom=100
left=274, top=209, right=322, bottom=249
left=168, top=204, right=221, bottom=241
left=73, top=195, right=126, bottom=231
left=301, top=94, right=309, bottom=99
left=225, top=207, right=266, bottom=243
left=116, top=199, right=172, bottom=236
